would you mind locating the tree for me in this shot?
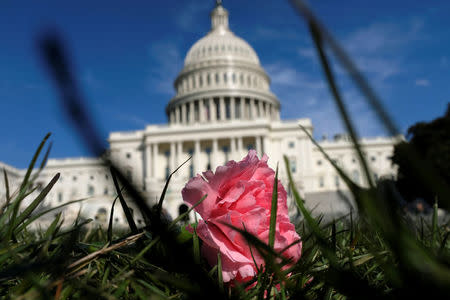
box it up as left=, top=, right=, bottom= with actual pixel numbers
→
left=392, top=103, right=450, bottom=206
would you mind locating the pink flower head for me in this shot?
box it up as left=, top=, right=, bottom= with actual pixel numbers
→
left=182, top=150, right=302, bottom=283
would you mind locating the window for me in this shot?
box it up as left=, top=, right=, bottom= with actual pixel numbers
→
left=352, top=157, right=357, bottom=163
left=73, top=176, right=77, bottom=181
left=317, top=160, right=322, bottom=166
left=223, top=73, right=228, bottom=84
left=371, top=156, right=376, bottom=162
left=104, top=187, right=108, bottom=195
left=215, top=73, right=219, bottom=84
left=288, top=141, right=295, bottom=149
left=58, top=192, right=63, bottom=203
left=88, top=185, right=94, bottom=196
left=105, top=174, right=109, bottom=180
left=232, top=73, right=236, bottom=84
left=165, top=166, right=170, bottom=180
left=189, top=164, right=194, bottom=178
left=319, top=177, right=324, bottom=188
left=335, top=175, right=340, bottom=188
left=126, top=153, right=131, bottom=159
left=225, top=98, right=230, bottom=119
left=90, top=175, right=94, bottom=180
left=290, top=158, right=297, bottom=173
left=207, top=73, right=211, bottom=85
left=247, top=144, right=254, bottom=150
left=374, top=173, right=379, bottom=181
left=199, top=75, right=203, bottom=87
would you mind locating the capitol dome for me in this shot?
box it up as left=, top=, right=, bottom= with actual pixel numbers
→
left=184, top=4, right=260, bottom=67
left=166, top=1, right=280, bottom=125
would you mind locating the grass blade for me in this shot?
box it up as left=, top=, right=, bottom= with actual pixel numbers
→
left=110, top=167, right=138, bottom=233
left=13, top=173, right=60, bottom=231
left=217, top=252, right=223, bottom=292
left=0, top=168, right=10, bottom=214
left=157, top=156, right=191, bottom=214
left=269, top=164, right=279, bottom=249
left=107, top=197, right=118, bottom=244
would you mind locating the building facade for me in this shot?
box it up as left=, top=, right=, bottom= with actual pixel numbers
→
left=1, top=2, right=399, bottom=226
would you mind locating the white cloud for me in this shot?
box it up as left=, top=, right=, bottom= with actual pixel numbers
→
left=415, top=79, right=430, bottom=86
left=254, top=27, right=302, bottom=41
left=264, top=62, right=324, bottom=89
left=175, top=1, right=211, bottom=32
left=147, top=41, right=183, bottom=95
left=298, top=47, right=315, bottom=59
left=114, top=113, right=148, bottom=127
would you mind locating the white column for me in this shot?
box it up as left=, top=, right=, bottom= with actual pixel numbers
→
left=176, top=141, right=183, bottom=167
left=240, top=98, right=245, bottom=120
left=230, top=137, right=236, bottom=160
left=210, top=98, right=217, bottom=122
left=212, top=138, right=219, bottom=169
left=230, top=97, right=235, bottom=120
left=170, top=142, right=176, bottom=172
left=189, top=101, right=194, bottom=124
left=262, top=136, right=269, bottom=156
left=146, top=143, right=152, bottom=179
left=237, top=137, right=244, bottom=157
left=152, top=143, right=158, bottom=178
left=199, top=99, right=205, bottom=123
left=181, top=103, right=187, bottom=124
left=255, top=136, right=261, bottom=156
left=219, top=97, right=225, bottom=121
left=194, top=140, right=201, bottom=173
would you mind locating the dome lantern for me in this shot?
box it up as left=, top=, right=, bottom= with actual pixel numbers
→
left=211, top=0, right=229, bottom=33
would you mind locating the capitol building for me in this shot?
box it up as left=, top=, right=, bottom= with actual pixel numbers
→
left=1, top=2, right=398, bottom=226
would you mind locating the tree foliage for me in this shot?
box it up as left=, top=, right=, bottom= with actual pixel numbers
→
left=392, top=103, right=450, bottom=205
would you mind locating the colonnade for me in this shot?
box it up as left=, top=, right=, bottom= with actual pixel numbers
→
left=168, top=97, right=279, bottom=125
left=145, top=135, right=268, bottom=179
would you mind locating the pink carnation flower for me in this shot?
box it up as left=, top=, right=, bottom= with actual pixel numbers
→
left=182, top=150, right=302, bottom=283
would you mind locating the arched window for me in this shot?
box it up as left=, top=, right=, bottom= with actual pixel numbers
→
left=319, top=177, right=324, bottom=188
left=232, top=73, right=236, bottom=84
left=199, top=75, right=203, bottom=87
left=240, top=74, right=244, bottom=85
left=207, top=73, right=211, bottom=85
left=247, top=75, right=251, bottom=86
left=215, top=73, right=220, bottom=84
left=223, top=73, right=228, bottom=84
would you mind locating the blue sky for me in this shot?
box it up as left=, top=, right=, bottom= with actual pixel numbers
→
left=1, top=0, right=449, bottom=168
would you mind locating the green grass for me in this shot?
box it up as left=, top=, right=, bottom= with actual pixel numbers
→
left=0, top=135, right=449, bottom=300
